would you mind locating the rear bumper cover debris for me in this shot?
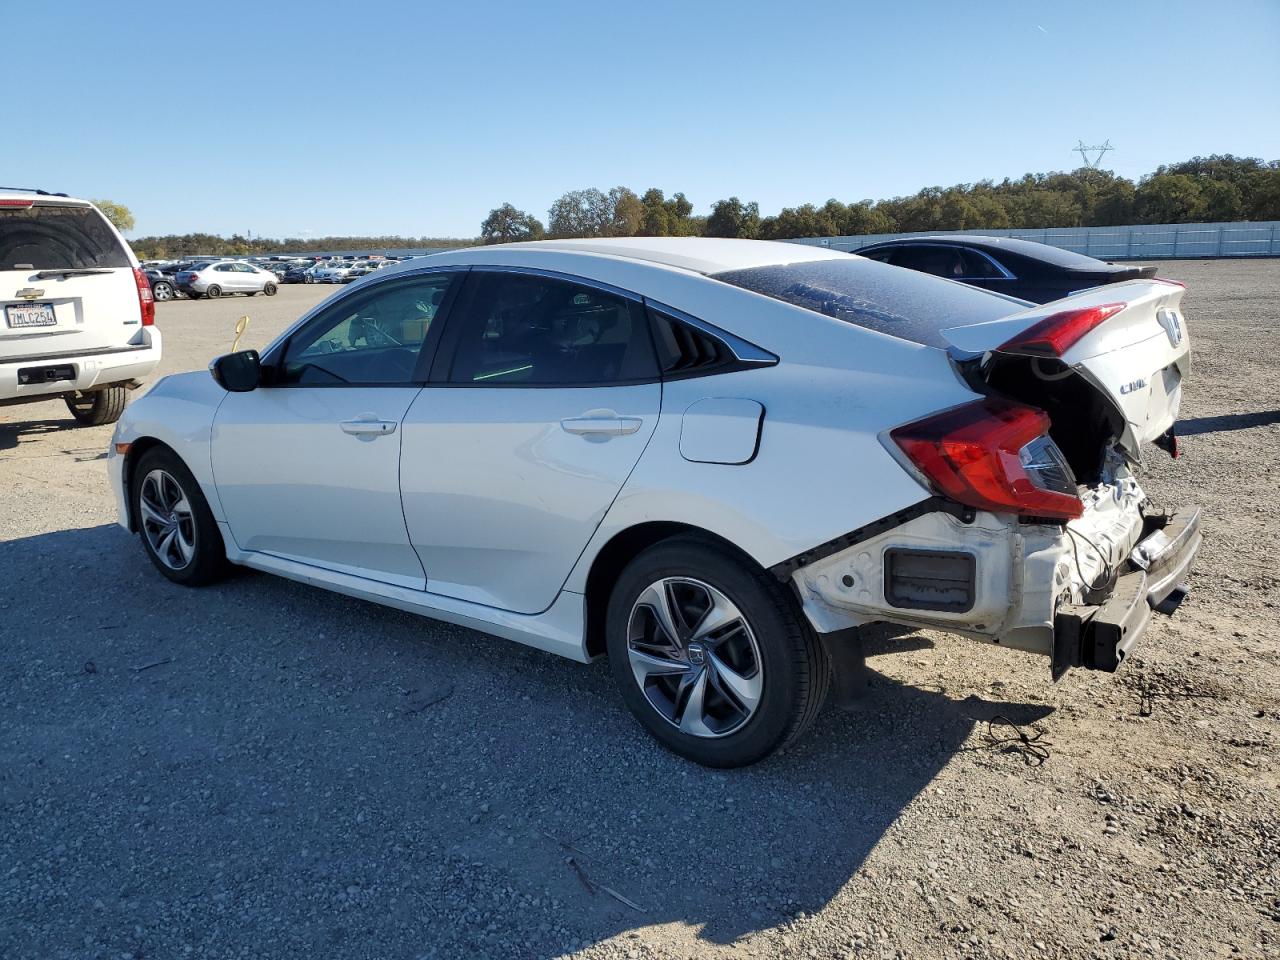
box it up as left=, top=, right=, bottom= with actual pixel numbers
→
left=1052, top=505, right=1202, bottom=678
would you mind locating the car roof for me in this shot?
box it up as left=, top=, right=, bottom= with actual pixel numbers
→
left=415, top=237, right=850, bottom=276
left=0, top=188, right=91, bottom=206
left=857, top=234, right=1111, bottom=269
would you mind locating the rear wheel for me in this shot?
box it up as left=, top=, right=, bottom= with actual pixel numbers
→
left=65, top=386, right=128, bottom=426
left=152, top=281, right=174, bottom=301
left=264, top=282, right=277, bottom=296
left=605, top=536, right=830, bottom=767
left=206, top=284, right=221, bottom=298
left=132, top=447, right=229, bottom=586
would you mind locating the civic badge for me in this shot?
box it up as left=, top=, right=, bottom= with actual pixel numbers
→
left=1156, top=308, right=1183, bottom=347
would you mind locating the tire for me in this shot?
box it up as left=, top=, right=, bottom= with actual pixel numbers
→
left=264, top=282, right=277, bottom=296
left=605, top=536, right=830, bottom=767
left=131, top=446, right=229, bottom=586
left=153, top=281, right=174, bottom=301
left=206, top=284, right=222, bottom=298
left=65, top=385, right=128, bottom=426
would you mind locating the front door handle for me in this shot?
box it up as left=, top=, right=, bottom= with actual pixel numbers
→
left=560, top=416, right=643, bottom=438
left=339, top=419, right=398, bottom=437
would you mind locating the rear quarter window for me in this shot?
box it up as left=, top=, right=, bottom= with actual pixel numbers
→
left=0, top=203, right=130, bottom=270
left=712, top=256, right=1025, bottom=347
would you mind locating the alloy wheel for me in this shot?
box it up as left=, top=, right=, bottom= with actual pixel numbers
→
left=139, top=468, right=196, bottom=570
left=626, top=577, right=764, bottom=738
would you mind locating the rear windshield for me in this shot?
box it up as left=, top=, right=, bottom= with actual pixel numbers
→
left=712, top=257, right=1023, bottom=347
left=0, top=203, right=130, bottom=270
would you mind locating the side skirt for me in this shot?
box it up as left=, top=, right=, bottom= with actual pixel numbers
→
left=231, top=546, right=590, bottom=663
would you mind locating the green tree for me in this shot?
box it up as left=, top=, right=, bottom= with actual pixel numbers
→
left=1245, top=169, right=1280, bottom=220
left=1135, top=174, right=1206, bottom=223
left=480, top=203, right=545, bottom=244
left=1200, top=179, right=1245, bottom=221
left=705, top=197, right=761, bottom=238
left=547, top=188, right=610, bottom=238
left=606, top=186, right=645, bottom=237
left=93, top=199, right=135, bottom=233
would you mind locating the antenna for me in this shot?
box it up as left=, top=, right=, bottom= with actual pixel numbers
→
left=1074, top=139, right=1114, bottom=169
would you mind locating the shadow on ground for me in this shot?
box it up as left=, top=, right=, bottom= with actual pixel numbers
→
left=0, top=417, right=78, bottom=452
left=1, top=524, right=1052, bottom=959
left=1178, top=409, right=1280, bottom=436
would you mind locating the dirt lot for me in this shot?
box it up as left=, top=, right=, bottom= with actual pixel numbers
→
left=2, top=262, right=1277, bottom=960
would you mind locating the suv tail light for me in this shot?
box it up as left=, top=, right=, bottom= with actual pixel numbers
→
left=133, top=268, right=155, bottom=327
left=890, top=398, right=1083, bottom=521
left=999, top=303, right=1124, bottom=357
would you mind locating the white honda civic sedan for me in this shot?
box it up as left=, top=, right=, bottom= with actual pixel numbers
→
left=107, top=238, right=1200, bottom=766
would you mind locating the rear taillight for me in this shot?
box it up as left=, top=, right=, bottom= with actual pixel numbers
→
left=133, top=268, right=155, bottom=327
left=890, top=398, right=1083, bottom=521
left=999, top=302, right=1124, bottom=358
left=0, top=198, right=34, bottom=208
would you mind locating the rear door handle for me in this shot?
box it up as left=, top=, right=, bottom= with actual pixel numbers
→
left=339, top=419, right=398, bottom=437
left=560, top=416, right=643, bottom=438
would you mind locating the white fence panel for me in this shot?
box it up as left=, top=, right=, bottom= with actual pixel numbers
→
left=790, top=221, right=1280, bottom=259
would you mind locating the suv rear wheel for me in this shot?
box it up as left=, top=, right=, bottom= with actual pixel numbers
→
left=65, top=386, right=128, bottom=426
left=605, top=536, right=830, bottom=767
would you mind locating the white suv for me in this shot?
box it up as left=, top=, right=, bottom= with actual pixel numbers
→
left=1, top=189, right=161, bottom=426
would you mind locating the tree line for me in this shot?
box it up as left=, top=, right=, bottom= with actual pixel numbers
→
left=128, top=233, right=469, bottom=259
left=125, top=154, right=1280, bottom=258
left=481, top=155, right=1280, bottom=243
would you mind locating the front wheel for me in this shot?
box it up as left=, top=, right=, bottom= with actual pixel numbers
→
left=65, top=386, right=128, bottom=426
left=153, top=281, right=174, bottom=301
left=264, top=282, right=277, bottom=296
left=605, top=536, right=830, bottom=767
left=132, top=447, right=229, bottom=586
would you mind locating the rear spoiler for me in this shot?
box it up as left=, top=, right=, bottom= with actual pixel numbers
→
left=939, top=280, right=1183, bottom=359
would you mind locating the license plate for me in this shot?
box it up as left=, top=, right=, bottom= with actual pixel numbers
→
left=5, top=302, right=57, bottom=328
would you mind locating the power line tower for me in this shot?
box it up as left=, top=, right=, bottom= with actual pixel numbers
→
left=1074, top=139, right=1114, bottom=169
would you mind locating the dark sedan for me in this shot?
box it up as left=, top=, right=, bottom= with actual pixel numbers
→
left=852, top=235, right=1157, bottom=304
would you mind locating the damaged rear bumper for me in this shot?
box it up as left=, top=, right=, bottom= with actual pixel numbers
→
left=1052, top=506, right=1202, bottom=678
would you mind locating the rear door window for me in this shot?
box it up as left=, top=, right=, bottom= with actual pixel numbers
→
left=447, top=272, right=658, bottom=385
left=713, top=257, right=1024, bottom=348
left=886, top=245, right=967, bottom=278
left=0, top=203, right=130, bottom=270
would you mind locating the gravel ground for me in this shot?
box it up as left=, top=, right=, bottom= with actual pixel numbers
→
left=1, top=263, right=1277, bottom=960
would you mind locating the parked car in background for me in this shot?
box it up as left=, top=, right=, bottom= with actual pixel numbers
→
left=311, top=261, right=355, bottom=284
left=343, top=260, right=379, bottom=282
left=176, top=260, right=280, bottom=299
left=107, top=238, right=1198, bottom=766
left=144, top=269, right=180, bottom=302
left=1, top=189, right=161, bottom=425
left=852, top=236, right=1159, bottom=304
left=282, top=262, right=316, bottom=283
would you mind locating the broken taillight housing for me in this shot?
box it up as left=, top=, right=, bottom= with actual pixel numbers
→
left=890, top=398, right=1084, bottom=521
left=999, top=302, right=1125, bottom=357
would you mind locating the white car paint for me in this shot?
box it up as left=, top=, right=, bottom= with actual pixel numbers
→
left=176, top=260, right=277, bottom=296
left=108, top=237, right=1192, bottom=669
left=1, top=191, right=161, bottom=406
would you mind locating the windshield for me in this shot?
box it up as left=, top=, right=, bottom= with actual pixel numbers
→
left=712, top=256, right=1025, bottom=347
left=0, top=203, right=130, bottom=270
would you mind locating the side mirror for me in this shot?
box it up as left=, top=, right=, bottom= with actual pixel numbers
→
left=210, top=349, right=261, bottom=392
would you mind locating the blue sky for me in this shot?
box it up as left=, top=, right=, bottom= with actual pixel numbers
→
left=6, top=0, right=1278, bottom=238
